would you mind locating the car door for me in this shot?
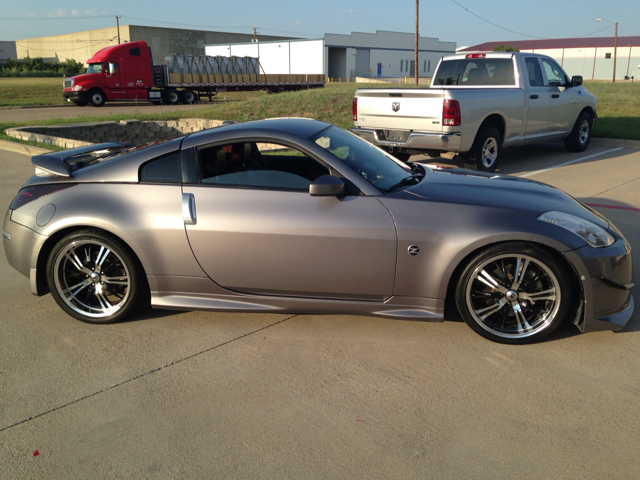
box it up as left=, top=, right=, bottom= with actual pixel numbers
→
left=523, top=57, right=551, bottom=138
left=182, top=140, right=397, bottom=300
left=540, top=57, right=579, bottom=134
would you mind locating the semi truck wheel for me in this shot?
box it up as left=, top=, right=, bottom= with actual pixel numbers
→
left=164, top=89, right=180, bottom=105
left=464, top=127, right=502, bottom=172
left=89, top=89, right=106, bottom=107
left=180, top=89, right=197, bottom=104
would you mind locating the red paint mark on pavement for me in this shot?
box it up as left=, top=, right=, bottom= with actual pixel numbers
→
left=33, top=450, right=39, bottom=457
left=356, top=418, right=365, bottom=422
left=263, top=337, right=267, bottom=340
left=586, top=203, right=640, bottom=212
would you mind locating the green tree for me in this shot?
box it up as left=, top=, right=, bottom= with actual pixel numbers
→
left=493, top=44, right=520, bottom=52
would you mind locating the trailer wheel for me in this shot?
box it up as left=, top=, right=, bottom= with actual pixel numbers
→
left=164, top=89, right=180, bottom=105
left=88, top=89, right=106, bottom=107
left=180, top=89, right=197, bottom=104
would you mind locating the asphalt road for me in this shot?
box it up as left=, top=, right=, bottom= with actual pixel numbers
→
left=1, top=143, right=639, bottom=478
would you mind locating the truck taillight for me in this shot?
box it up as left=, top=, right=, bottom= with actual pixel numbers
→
left=443, top=99, right=461, bottom=126
left=465, top=53, right=486, bottom=59
left=352, top=97, right=358, bottom=121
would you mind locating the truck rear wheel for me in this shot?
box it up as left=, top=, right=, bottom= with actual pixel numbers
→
left=89, top=89, right=106, bottom=107
left=464, top=127, right=502, bottom=172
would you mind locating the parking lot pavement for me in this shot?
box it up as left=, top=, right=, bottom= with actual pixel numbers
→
left=1, top=146, right=639, bottom=478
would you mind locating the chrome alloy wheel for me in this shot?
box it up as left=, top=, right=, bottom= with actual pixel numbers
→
left=52, top=239, right=131, bottom=318
left=481, top=137, right=499, bottom=169
left=465, top=253, right=561, bottom=339
left=578, top=119, right=590, bottom=145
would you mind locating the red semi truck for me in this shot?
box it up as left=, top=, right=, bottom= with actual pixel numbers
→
left=62, top=41, right=325, bottom=107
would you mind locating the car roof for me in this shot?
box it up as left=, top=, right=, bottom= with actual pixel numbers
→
left=186, top=117, right=332, bottom=143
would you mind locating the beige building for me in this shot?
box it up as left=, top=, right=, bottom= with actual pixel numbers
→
left=15, top=25, right=295, bottom=64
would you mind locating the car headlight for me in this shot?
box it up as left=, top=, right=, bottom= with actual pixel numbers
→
left=72, top=85, right=83, bottom=91
left=538, top=211, right=614, bottom=248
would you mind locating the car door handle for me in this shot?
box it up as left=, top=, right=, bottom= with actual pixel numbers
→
left=182, top=193, right=197, bottom=225
left=529, top=95, right=539, bottom=99
left=551, top=94, right=560, bottom=98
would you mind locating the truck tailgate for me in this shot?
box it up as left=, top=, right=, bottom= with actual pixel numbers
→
left=355, top=89, right=445, bottom=132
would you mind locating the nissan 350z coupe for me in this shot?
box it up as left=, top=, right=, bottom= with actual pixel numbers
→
left=2, top=118, right=634, bottom=344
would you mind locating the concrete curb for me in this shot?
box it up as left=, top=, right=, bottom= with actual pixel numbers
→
left=0, top=139, right=53, bottom=155
left=591, top=138, right=640, bottom=149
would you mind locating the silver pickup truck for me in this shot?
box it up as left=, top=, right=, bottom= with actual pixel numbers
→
left=351, top=52, right=597, bottom=172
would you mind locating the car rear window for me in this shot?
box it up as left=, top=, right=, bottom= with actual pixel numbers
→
left=432, top=58, right=515, bottom=86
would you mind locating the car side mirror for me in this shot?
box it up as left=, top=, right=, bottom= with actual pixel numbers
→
left=309, top=175, right=344, bottom=197
left=571, top=76, right=583, bottom=87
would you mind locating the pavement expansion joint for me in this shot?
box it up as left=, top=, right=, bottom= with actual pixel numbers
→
left=0, top=314, right=298, bottom=434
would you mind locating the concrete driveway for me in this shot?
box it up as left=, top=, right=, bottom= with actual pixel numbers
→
left=1, top=143, right=639, bottom=478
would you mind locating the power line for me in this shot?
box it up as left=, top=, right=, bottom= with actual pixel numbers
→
left=450, top=0, right=617, bottom=40
left=0, top=15, right=112, bottom=20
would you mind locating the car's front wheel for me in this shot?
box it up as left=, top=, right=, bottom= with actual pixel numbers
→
left=46, top=229, right=144, bottom=324
left=455, top=242, right=573, bottom=344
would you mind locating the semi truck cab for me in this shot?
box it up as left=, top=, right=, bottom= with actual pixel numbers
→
left=63, top=41, right=155, bottom=106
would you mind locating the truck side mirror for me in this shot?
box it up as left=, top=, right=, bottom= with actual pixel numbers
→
left=309, top=175, right=344, bottom=197
left=571, top=76, right=583, bottom=87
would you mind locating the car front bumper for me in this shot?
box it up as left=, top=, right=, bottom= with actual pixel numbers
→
left=565, top=238, right=635, bottom=333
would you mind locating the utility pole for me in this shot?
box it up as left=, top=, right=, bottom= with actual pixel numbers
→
left=253, top=27, right=258, bottom=43
left=116, top=16, right=121, bottom=45
left=415, top=0, right=419, bottom=86
left=613, top=21, right=618, bottom=83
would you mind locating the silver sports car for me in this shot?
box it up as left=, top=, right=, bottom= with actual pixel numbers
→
left=2, top=118, right=634, bottom=344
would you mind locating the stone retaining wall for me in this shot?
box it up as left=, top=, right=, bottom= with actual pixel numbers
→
left=5, top=118, right=225, bottom=148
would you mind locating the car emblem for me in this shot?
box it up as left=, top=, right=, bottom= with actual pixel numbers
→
left=392, top=102, right=400, bottom=112
left=408, top=245, right=420, bottom=256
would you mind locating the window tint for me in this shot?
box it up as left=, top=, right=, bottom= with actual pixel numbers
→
left=541, top=58, right=568, bottom=86
left=140, top=153, right=181, bottom=183
left=525, top=58, right=544, bottom=86
left=197, top=141, right=329, bottom=190
left=129, top=47, right=141, bottom=56
left=432, top=58, right=515, bottom=86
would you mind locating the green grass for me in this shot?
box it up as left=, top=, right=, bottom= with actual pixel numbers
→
left=583, top=81, right=640, bottom=140
left=1, top=80, right=639, bottom=147
left=0, top=77, right=64, bottom=106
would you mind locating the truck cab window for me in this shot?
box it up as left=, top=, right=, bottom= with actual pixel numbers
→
left=525, top=58, right=544, bottom=86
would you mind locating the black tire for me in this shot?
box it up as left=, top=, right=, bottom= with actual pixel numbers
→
left=388, top=150, right=411, bottom=162
left=72, top=100, right=88, bottom=107
left=164, top=89, right=181, bottom=105
left=455, top=242, right=573, bottom=344
left=564, top=111, right=593, bottom=152
left=88, top=89, right=106, bottom=107
left=463, top=127, right=502, bottom=172
left=46, top=229, right=145, bottom=324
left=180, top=89, right=197, bottom=104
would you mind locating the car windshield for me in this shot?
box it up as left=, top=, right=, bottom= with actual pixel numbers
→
left=86, top=63, right=104, bottom=74
left=310, top=126, right=413, bottom=191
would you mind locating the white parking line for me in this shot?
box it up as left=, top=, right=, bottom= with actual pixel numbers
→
left=518, top=147, right=624, bottom=178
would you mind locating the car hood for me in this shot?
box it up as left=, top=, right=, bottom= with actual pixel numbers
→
left=67, top=73, right=100, bottom=85
left=402, top=166, right=608, bottom=228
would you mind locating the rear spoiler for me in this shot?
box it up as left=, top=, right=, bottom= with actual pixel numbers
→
left=32, top=142, right=135, bottom=177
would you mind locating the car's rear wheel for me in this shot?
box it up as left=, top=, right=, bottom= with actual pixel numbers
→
left=455, top=242, right=572, bottom=344
left=46, top=230, right=143, bottom=324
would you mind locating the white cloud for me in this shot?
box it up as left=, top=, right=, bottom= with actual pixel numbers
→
left=339, top=9, right=360, bottom=14
left=44, top=8, right=107, bottom=18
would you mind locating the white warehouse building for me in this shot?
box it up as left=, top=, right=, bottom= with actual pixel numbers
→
left=459, top=37, right=640, bottom=81
left=206, top=30, right=456, bottom=81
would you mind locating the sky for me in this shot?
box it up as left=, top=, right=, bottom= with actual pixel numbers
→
left=1, top=0, right=637, bottom=49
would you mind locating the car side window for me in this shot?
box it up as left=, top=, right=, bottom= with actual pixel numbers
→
left=541, top=58, right=568, bottom=87
left=140, top=152, right=181, bottom=183
left=525, top=58, right=544, bottom=87
left=197, top=141, right=329, bottom=191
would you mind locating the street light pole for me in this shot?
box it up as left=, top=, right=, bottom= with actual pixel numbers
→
left=597, top=18, right=618, bottom=82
